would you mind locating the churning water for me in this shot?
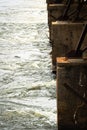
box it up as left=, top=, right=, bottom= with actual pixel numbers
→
left=0, top=0, right=57, bottom=129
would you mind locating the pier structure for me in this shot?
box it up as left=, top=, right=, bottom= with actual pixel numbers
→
left=57, top=57, right=87, bottom=129
left=46, top=0, right=87, bottom=129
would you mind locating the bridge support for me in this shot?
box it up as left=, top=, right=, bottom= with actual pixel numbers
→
left=56, top=57, right=87, bottom=129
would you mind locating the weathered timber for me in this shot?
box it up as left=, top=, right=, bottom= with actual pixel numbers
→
left=47, top=4, right=87, bottom=45
left=47, top=4, right=65, bottom=44
left=56, top=57, right=87, bottom=129
left=51, top=22, right=87, bottom=68
left=47, top=4, right=65, bottom=26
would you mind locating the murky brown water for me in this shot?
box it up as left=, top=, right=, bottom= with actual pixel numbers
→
left=0, top=0, right=57, bottom=129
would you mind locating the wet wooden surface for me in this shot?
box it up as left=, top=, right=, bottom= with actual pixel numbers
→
left=57, top=57, right=87, bottom=129
left=51, top=22, right=87, bottom=66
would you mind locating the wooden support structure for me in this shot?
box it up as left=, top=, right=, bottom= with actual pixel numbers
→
left=47, top=4, right=65, bottom=43
left=51, top=22, right=87, bottom=69
left=47, top=3, right=87, bottom=45
left=48, top=4, right=87, bottom=27
left=46, top=0, right=87, bottom=129
left=56, top=57, right=87, bottom=129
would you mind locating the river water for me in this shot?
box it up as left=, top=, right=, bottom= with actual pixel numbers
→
left=0, top=0, right=57, bottom=130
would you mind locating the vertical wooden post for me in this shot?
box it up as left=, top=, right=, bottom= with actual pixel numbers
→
left=56, top=57, right=87, bottom=129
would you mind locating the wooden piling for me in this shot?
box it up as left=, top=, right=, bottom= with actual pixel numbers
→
left=56, top=57, right=87, bottom=129
left=51, top=22, right=87, bottom=70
